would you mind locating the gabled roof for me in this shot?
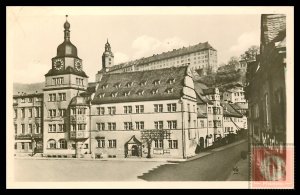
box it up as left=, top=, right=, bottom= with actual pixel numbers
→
left=125, top=135, right=142, bottom=145
left=45, top=66, right=88, bottom=78
left=221, top=102, right=243, bottom=118
left=91, top=66, right=189, bottom=104
left=109, top=42, right=216, bottom=71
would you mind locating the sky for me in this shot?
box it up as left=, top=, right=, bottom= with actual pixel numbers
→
left=7, top=7, right=261, bottom=83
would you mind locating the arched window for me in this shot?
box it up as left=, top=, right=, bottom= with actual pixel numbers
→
left=58, top=139, right=67, bottom=149
left=47, top=139, right=56, bottom=149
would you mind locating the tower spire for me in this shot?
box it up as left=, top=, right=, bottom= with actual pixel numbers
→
left=64, top=15, right=70, bottom=41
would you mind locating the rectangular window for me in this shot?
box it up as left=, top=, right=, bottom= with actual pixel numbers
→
left=168, top=140, right=178, bottom=149
left=154, top=140, right=163, bottom=148
left=35, top=107, right=40, bottom=117
left=154, top=121, right=163, bottom=129
left=71, top=108, right=76, bottom=115
left=28, top=124, right=32, bottom=134
left=167, top=103, right=177, bottom=112
left=124, top=106, right=132, bottom=114
left=97, top=107, right=105, bottom=115
left=58, top=124, right=65, bottom=132
left=167, top=120, right=177, bottom=129
left=35, top=123, right=40, bottom=134
left=108, top=122, right=116, bottom=131
left=21, top=98, right=25, bottom=103
left=21, top=124, right=25, bottom=134
left=135, top=121, right=144, bottom=130
left=21, top=108, right=25, bottom=118
left=124, top=122, right=133, bottom=130
left=97, top=123, right=105, bottom=131
left=48, top=94, right=56, bottom=102
left=154, top=104, right=163, bottom=112
left=48, top=124, right=56, bottom=132
left=135, top=105, right=144, bottom=113
left=28, top=108, right=33, bottom=118
left=58, top=93, right=66, bottom=101
left=14, top=124, right=17, bottom=134
left=21, top=143, right=25, bottom=150
left=97, top=139, right=105, bottom=148
left=108, top=107, right=116, bottom=115
left=28, top=98, right=33, bottom=103
left=48, top=109, right=56, bottom=117
left=58, top=109, right=66, bottom=117
left=108, top=139, right=117, bottom=148
left=208, top=107, right=212, bottom=114
left=77, top=124, right=86, bottom=131
left=71, top=124, right=76, bottom=131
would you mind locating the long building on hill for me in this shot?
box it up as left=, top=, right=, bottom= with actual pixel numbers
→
left=96, top=40, right=218, bottom=81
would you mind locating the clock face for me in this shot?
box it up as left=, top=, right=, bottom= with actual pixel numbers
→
left=75, top=60, right=82, bottom=71
left=53, top=59, right=64, bottom=70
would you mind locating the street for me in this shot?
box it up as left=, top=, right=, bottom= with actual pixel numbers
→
left=139, top=140, right=249, bottom=181
left=14, top=140, right=248, bottom=182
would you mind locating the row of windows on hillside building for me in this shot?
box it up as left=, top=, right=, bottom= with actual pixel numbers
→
left=14, top=107, right=42, bottom=118
left=14, top=123, right=41, bottom=134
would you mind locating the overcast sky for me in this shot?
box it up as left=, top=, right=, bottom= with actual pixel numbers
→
left=7, top=7, right=261, bottom=83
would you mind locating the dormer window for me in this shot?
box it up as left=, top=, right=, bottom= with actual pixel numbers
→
left=166, top=88, right=174, bottom=94
left=99, top=93, right=105, bottom=98
left=140, top=80, right=147, bottom=86
left=124, top=91, right=131, bottom=97
left=153, top=80, right=161, bottom=86
left=137, top=90, right=144, bottom=96
left=111, top=92, right=118, bottom=97
left=114, top=83, right=121, bottom=89
left=102, top=84, right=108, bottom=89
left=126, top=82, right=133, bottom=87
left=168, top=78, right=175, bottom=84
left=151, top=89, right=159, bottom=95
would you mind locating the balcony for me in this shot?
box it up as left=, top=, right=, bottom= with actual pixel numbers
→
left=70, top=115, right=87, bottom=123
left=70, top=131, right=89, bottom=140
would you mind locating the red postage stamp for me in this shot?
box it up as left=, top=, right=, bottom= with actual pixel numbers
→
left=250, top=145, right=294, bottom=189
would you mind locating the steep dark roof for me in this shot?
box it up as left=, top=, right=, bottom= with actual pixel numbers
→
left=221, top=102, right=243, bottom=118
left=91, top=66, right=188, bottom=104
left=110, top=42, right=216, bottom=71
left=45, top=66, right=88, bottom=78
left=233, top=102, right=248, bottom=110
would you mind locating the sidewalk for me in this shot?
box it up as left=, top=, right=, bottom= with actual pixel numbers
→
left=15, top=139, right=247, bottom=163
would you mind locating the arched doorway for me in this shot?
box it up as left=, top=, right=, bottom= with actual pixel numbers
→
left=125, top=135, right=142, bottom=158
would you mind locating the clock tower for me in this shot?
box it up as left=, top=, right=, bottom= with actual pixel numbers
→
left=43, top=16, right=89, bottom=156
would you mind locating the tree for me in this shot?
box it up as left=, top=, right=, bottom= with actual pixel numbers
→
left=141, top=129, right=171, bottom=158
left=227, top=56, right=240, bottom=67
left=240, top=45, right=260, bottom=62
